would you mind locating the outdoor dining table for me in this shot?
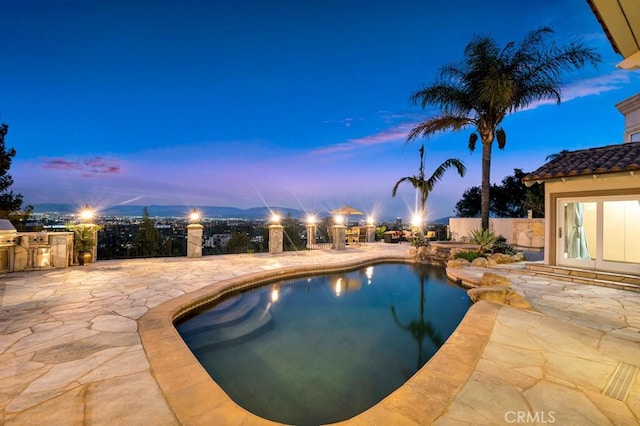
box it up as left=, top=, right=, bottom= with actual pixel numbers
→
left=345, top=228, right=360, bottom=246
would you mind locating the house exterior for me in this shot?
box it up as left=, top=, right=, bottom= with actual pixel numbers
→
left=587, top=0, right=640, bottom=70
left=523, top=95, right=640, bottom=275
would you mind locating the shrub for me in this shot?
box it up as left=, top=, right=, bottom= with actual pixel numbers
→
left=454, top=250, right=483, bottom=262
left=411, top=236, right=429, bottom=247
left=492, top=236, right=517, bottom=255
left=469, top=228, right=498, bottom=252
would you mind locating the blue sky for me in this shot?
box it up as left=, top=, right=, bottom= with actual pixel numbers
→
left=2, top=0, right=638, bottom=220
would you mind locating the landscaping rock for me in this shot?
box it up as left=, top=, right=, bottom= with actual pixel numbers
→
left=467, top=286, right=531, bottom=309
left=488, top=253, right=515, bottom=264
left=478, top=271, right=511, bottom=287
left=447, top=258, right=470, bottom=268
left=512, top=252, right=525, bottom=262
left=471, top=257, right=489, bottom=267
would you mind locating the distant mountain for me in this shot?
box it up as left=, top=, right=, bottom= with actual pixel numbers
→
left=32, top=204, right=305, bottom=219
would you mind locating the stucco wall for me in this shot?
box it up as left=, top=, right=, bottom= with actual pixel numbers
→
left=616, top=93, right=640, bottom=142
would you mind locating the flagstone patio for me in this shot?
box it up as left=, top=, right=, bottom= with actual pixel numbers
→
left=1, top=243, right=638, bottom=425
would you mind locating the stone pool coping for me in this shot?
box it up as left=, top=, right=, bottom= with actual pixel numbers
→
left=139, top=255, right=498, bottom=425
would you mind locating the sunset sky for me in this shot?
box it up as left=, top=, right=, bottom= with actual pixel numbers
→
left=2, top=0, right=638, bottom=220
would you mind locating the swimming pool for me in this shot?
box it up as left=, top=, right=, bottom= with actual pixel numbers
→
left=175, top=262, right=471, bottom=425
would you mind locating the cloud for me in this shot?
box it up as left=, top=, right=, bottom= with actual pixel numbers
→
left=40, top=156, right=121, bottom=177
left=312, top=122, right=416, bottom=155
left=42, top=158, right=81, bottom=170
left=520, top=71, right=631, bottom=111
left=84, top=157, right=121, bottom=174
left=312, top=71, right=630, bottom=157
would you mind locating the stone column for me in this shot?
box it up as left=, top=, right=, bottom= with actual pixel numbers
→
left=365, top=224, right=376, bottom=243
left=90, top=228, right=98, bottom=263
left=305, top=223, right=316, bottom=249
left=269, top=224, right=284, bottom=254
left=187, top=224, right=203, bottom=258
left=331, top=225, right=346, bottom=250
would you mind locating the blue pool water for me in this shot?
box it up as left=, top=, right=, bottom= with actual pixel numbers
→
left=175, top=263, right=471, bottom=425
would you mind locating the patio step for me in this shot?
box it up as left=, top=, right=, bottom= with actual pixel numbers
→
left=177, top=292, right=273, bottom=348
left=177, top=292, right=262, bottom=334
left=524, top=263, right=640, bottom=293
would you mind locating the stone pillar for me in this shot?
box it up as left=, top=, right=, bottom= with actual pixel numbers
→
left=331, top=225, right=346, bottom=250
left=365, top=224, right=376, bottom=243
left=305, top=223, right=316, bottom=249
left=269, top=224, right=284, bottom=254
left=90, top=228, right=98, bottom=263
left=187, top=224, right=203, bottom=258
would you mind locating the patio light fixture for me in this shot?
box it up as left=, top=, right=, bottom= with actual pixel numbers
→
left=306, top=215, right=316, bottom=224
left=271, top=213, right=281, bottom=224
left=79, top=205, right=94, bottom=222
left=334, top=215, right=344, bottom=225
left=411, top=213, right=423, bottom=227
left=189, top=210, right=201, bottom=223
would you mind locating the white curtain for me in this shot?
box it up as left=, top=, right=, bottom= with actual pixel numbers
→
left=568, top=203, right=590, bottom=259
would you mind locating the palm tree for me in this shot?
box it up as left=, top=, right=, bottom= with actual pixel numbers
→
left=545, top=149, right=570, bottom=161
left=392, top=145, right=466, bottom=233
left=407, top=27, right=600, bottom=230
left=390, top=263, right=445, bottom=373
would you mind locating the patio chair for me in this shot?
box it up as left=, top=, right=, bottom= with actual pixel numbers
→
left=358, top=227, right=367, bottom=244
left=348, top=227, right=360, bottom=246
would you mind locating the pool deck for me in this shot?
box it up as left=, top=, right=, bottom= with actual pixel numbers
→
left=1, top=243, right=639, bottom=425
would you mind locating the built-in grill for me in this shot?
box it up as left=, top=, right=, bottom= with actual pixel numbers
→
left=0, top=219, right=18, bottom=273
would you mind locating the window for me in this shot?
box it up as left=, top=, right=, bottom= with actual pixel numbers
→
left=631, top=132, right=640, bottom=142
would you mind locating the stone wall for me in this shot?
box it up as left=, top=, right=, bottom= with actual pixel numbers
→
left=448, top=217, right=544, bottom=248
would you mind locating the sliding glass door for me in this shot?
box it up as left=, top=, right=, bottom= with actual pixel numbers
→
left=557, top=200, right=596, bottom=269
left=557, top=196, right=640, bottom=274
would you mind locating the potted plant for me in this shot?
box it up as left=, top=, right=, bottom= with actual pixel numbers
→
left=67, top=223, right=103, bottom=265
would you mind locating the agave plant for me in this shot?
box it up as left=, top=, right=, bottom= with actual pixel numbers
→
left=469, top=228, right=498, bottom=253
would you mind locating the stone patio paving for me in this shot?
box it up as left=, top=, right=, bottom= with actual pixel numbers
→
left=1, top=243, right=639, bottom=425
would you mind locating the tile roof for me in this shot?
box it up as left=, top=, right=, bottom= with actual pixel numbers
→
left=523, top=141, right=640, bottom=182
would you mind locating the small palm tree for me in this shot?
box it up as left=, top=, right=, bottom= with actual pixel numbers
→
left=407, top=27, right=600, bottom=231
left=392, top=145, right=466, bottom=233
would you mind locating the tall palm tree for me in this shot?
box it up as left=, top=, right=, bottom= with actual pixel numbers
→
left=390, top=263, right=445, bottom=373
left=545, top=149, right=570, bottom=161
left=392, top=145, right=466, bottom=233
left=407, top=27, right=600, bottom=230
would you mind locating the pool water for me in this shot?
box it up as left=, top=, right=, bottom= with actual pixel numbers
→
left=175, top=263, right=471, bottom=425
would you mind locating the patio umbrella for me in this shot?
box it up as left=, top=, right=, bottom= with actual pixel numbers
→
left=331, top=204, right=364, bottom=226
